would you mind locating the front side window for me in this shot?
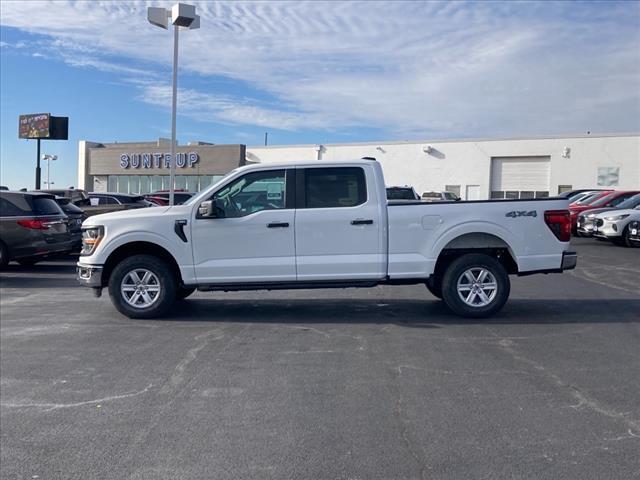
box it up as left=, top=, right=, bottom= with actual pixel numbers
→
left=304, top=167, right=366, bottom=208
left=212, top=170, right=286, bottom=218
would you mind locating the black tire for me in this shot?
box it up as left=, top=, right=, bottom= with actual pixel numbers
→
left=108, top=254, right=177, bottom=319
left=622, top=226, right=638, bottom=248
left=0, top=241, right=8, bottom=269
left=17, top=257, right=40, bottom=266
left=176, top=286, right=196, bottom=300
left=441, top=253, right=510, bottom=318
left=425, top=277, right=443, bottom=299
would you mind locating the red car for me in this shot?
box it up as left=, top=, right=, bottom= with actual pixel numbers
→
left=569, top=190, right=638, bottom=232
left=143, top=190, right=195, bottom=206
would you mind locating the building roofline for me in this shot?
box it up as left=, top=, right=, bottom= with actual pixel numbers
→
left=248, top=132, right=640, bottom=149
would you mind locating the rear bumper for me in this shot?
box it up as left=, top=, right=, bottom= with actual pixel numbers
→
left=77, top=264, right=103, bottom=288
left=561, top=251, right=577, bottom=271
left=517, top=251, right=577, bottom=276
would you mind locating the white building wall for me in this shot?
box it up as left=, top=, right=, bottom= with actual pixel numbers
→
left=246, top=134, right=639, bottom=199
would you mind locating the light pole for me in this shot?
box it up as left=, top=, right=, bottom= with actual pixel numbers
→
left=148, top=3, right=200, bottom=206
left=42, top=154, right=57, bottom=188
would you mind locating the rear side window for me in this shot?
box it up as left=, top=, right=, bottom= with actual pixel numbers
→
left=32, top=197, right=63, bottom=215
left=0, top=195, right=31, bottom=216
left=303, top=167, right=366, bottom=208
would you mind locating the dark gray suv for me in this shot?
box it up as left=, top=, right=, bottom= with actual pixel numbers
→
left=0, top=191, right=74, bottom=267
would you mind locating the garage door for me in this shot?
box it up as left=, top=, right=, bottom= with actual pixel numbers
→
left=491, top=156, right=551, bottom=199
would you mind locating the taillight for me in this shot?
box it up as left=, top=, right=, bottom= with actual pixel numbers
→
left=17, top=219, right=50, bottom=230
left=544, top=210, right=571, bottom=242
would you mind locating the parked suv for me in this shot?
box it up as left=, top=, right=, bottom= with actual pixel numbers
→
left=143, top=190, right=195, bottom=206
left=88, top=193, right=155, bottom=208
left=41, top=188, right=90, bottom=206
left=593, top=205, right=640, bottom=247
left=54, top=197, right=86, bottom=250
left=386, top=186, right=420, bottom=200
left=421, top=191, right=460, bottom=202
left=0, top=191, right=73, bottom=267
left=577, top=193, right=640, bottom=236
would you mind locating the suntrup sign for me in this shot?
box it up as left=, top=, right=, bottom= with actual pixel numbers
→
left=120, top=152, right=199, bottom=169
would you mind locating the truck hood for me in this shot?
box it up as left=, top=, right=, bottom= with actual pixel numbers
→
left=83, top=204, right=191, bottom=226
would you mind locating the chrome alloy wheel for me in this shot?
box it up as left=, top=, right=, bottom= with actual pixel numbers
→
left=456, top=267, right=498, bottom=307
left=120, top=268, right=161, bottom=308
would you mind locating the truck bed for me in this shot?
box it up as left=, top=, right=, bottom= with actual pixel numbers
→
left=387, top=197, right=571, bottom=278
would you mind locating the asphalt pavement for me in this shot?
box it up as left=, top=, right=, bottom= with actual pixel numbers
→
left=1, top=238, right=639, bottom=480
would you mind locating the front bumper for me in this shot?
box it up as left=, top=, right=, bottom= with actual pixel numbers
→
left=77, top=264, right=103, bottom=288
left=561, top=251, right=577, bottom=271
left=576, top=217, right=595, bottom=236
left=593, top=220, right=623, bottom=239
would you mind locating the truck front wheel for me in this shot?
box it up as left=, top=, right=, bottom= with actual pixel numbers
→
left=108, top=254, right=177, bottom=319
left=441, top=253, right=510, bottom=318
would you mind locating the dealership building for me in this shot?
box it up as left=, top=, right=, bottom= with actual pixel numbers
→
left=78, top=133, right=639, bottom=200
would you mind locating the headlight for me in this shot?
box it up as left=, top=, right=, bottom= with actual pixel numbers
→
left=604, top=214, right=629, bottom=221
left=586, top=213, right=596, bottom=219
left=81, top=226, right=104, bottom=256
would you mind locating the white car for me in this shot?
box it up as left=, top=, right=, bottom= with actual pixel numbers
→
left=77, top=160, right=576, bottom=319
left=592, top=206, right=640, bottom=246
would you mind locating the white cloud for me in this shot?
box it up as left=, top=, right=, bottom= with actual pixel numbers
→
left=1, top=0, right=639, bottom=137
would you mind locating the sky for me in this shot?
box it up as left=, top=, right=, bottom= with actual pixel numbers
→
left=1, top=0, right=639, bottom=190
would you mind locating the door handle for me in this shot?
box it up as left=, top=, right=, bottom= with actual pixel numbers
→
left=267, top=222, right=289, bottom=228
left=351, top=219, right=373, bottom=225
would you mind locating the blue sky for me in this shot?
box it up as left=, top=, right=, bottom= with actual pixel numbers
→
left=1, top=0, right=639, bottom=190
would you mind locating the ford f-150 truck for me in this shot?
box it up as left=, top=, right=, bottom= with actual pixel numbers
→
left=77, top=160, right=577, bottom=319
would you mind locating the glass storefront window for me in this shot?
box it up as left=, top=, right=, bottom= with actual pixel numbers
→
left=174, top=176, right=187, bottom=190
left=117, top=176, right=129, bottom=194
left=139, top=176, right=150, bottom=194
left=151, top=176, right=163, bottom=192
left=108, top=176, right=118, bottom=192
left=129, top=176, right=140, bottom=194
left=185, top=175, right=199, bottom=192
left=106, top=175, right=226, bottom=194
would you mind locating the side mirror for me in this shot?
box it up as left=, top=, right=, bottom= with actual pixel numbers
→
left=198, top=199, right=224, bottom=218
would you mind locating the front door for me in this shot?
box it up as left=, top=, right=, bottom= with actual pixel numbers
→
left=294, top=166, right=385, bottom=281
left=191, top=169, right=296, bottom=284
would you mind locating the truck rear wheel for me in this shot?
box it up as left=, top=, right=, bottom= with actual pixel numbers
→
left=441, top=253, right=510, bottom=318
left=108, top=254, right=176, bottom=319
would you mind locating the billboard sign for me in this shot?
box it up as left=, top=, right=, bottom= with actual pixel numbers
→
left=19, top=113, right=51, bottom=139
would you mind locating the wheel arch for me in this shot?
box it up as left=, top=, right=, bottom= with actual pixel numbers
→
left=101, top=241, right=183, bottom=287
left=432, top=232, right=519, bottom=281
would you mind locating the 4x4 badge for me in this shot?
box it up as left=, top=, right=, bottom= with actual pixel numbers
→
left=506, top=210, right=537, bottom=218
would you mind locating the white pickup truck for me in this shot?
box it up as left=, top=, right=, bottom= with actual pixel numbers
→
left=77, top=160, right=576, bottom=319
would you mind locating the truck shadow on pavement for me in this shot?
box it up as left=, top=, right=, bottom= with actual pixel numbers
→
left=165, top=297, right=640, bottom=326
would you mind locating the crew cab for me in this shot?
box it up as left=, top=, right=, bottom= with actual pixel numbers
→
left=77, top=160, right=576, bottom=319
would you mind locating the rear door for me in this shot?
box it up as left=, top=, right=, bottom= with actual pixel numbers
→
left=294, top=165, right=385, bottom=281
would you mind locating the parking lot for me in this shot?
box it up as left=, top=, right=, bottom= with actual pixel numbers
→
left=0, top=238, right=638, bottom=480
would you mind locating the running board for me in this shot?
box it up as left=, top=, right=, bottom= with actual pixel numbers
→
left=197, top=280, right=380, bottom=292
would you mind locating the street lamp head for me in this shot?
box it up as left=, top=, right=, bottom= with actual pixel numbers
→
left=188, top=14, right=200, bottom=30
left=171, top=3, right=198, bottom=27
left=148, top=6, right=169, bottom=29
